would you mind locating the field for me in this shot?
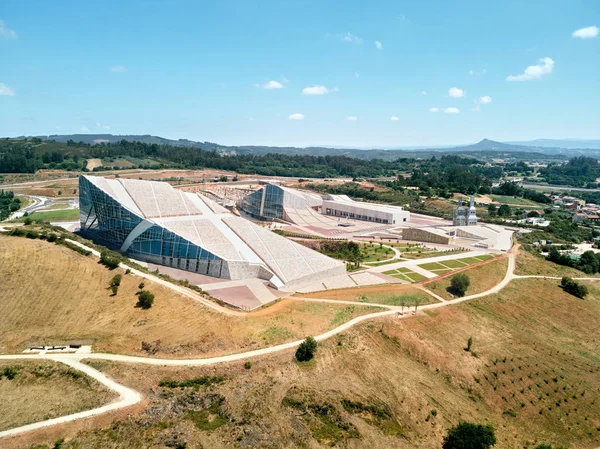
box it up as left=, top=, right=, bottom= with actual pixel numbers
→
left=382, top=267, right=428, bottom=282
left=516, top=250, right=600, bottom=278
left=85, top=158, right=103, bottom=171
left=13, top=208, right=80, bottom=222
left=296, top=284, right=436, bottom=306
left=424, top=257, right=508, bottom=300
left=30, top=276, right=600, bottom=449
left=490, top=194, right=544, bottom=206
left=0, top=360, right=114, bottom=432
left=0, top=235, right=377, bottom=358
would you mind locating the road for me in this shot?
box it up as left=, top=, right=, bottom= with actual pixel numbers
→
left=2, top=249, right=600, bottom=439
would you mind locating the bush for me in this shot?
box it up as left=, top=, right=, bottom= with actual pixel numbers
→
left=100, top=251, right=120, bottom=269
left=47, top=232, right=58, bottom=242
left=443, top=421, right=496, bottom=449
left=25, top=230, right=39, bottom=239
left=244, top=361, right=252, bottom=369
left=561, top=277, right=588, bottom=299
left=23, top=217, right=33, bottom=225
left=449, top=273, right=470, bottom=297
left=109, top=274, right=123, bottom=287
left=138, top=282, right=145, bottom=290
left=295, top=336, right=317, bottom=362
left=111, top=285, right=119, bottom=296
left=136, top=290, right=155, bottom=309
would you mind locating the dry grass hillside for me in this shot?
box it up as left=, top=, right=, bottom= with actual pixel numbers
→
left=516, top=250, right=600, bottom=278
left=0, top=360, right=114, bottom=432
left=0, top=235, right=377, bottom=358
left=15, top=275, right=600, bottom=449
left=425, top=257, right=508, bottom=300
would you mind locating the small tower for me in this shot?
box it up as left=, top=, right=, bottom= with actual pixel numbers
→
left=467, top=195, right=478, bottom=226
left=453, top=196, right=467, bottom=226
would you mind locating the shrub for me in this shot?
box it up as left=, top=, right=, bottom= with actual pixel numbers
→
left=25, top=230, right=39, bottom=239
left=111, top=285, right=119, bottom=296
left=100, top=251, right=120, bottom=269
left=449, top=273, right=470, bottom=297
left=9, top=227, right=25, bottom=237
left=295, top=336, right=317, bottom=362
left=561, top=277, right=588, bottom=299
left=443, top=421, right=496, bottom=449
left=244, top=361, right=252, bottom=369
left=138, top=282, right=145, bottom=290
left=47, top=232, right=58, bottom=242
left=23, top=217, right=33, bottom=225
left=109, top=274, right=123, bottom=287
left=125, top=268, right=131, bottom=274
left=136, top=290, right=155, bottom=309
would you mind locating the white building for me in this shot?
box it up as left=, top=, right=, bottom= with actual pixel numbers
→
left=322, top=194, right=410, bottom=225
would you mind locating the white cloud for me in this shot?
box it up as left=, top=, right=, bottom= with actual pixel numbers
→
left=110, top=66, right=127, bottom=72
left=421, top=90, right=427, bottom=96
left=0, top=82, right=16, bottom=96
left=429, top=108, right=440, bottom=113
left=472, top=105, right=481, bottom=112
left=346, top=116, right=358, bottom=121
left=469, top=68, right=487, bottom=76
left=340, top=32, right=363, bottom=44
left=506, top=57, right=554, bottom=81
left=302, top=85, right=329, bottom=95
left=390, top=116, right=399, bottom=121
left=249, top=117, right=254, bottom=121
left=288, top=113, right=304, bottom=120
left=448, top=87, right=464, bottom=98
left=0, top=20, right=17, bottom=39
left=281, top=77, right=290, bottom=84
left=572, top=25, right=598, bottom=39
left=80, top=126, right=89, bottom=132
left=479, top=95, right=492, bottom=104
left=96, top=122, right=110, bottom=131
left=375, top=40, right=383, bottom=50
left=256, top=80, right=284, bottom=89
left=444, top=107, right=460, bottom=114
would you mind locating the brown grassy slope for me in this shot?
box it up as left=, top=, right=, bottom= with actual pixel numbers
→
left=516, top=250, right=600, bottom=278
left=26, top=276, right=600, bottom=449
left=296, top=284, right=436, bottom=305
left=424, top=257, right=508, bottom=300
left=0, top=360, right=115, bottom=432
left=0, top=235, right=377, bottom=358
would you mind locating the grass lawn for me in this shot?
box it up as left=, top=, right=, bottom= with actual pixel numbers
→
left=424, top=257, right=508, bottom=300
left=429, top=269, right=452, bottom=275
left=405, top=272, right=427, bottom=282
left=475, top=254, right=496, bottom=261
left=418, top=262, right=448, bottom=271
left=296, top=284, right=436, bottom=306
left=490, top=194, right=544, bottom=206
left=439, top=259, right=468, bottom=269
left=457, top=256, right=485, bottom=265
left=365, top=258, right=404, bottom=267
left=360, top=243, right=395, bottom=263
left=14, top=208, right=80, bottom=222
left=381, top=267, right=426, bottom=283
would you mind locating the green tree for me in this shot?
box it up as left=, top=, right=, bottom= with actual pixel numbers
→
left=23, top=217, right=33, bottom=225
left=497, top=204, right=511, bottom=217
left=561, top=277, right=588, bottom=299
left=449, top=273, right=470, bottom=297
left=100, top=251, right=120, bottom=269
left=466, top=336, right=473, bottom=352
left=111, top=284, right=119, bottom=296
left=109, top=274, right=122, bottom=287
left=138, top=282, right=145, bottom=290
left=295, top=336, right=317, bottom=362
left=47, top=232, right=58, bottom=242
left=487, top=204, right=496, bottom=216
left=443, top=422, right=496, bottom=449
left=136, top=290, right=155, bottom=309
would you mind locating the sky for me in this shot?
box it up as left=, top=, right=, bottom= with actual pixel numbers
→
left=1, top=0, right=599, bottom=147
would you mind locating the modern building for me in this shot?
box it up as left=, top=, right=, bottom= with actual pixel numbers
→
left=239, top=183, right=322, bottom=221
left=79, top=176, right=345, bottom=290
left=322, top=194, right=409, bottom=225
left=239, top=183, right=410, bottom=226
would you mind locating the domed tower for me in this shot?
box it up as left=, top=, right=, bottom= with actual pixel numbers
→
left=467, top=195, right=478, bottom=226
left=453, top=196, right=466, bottom=226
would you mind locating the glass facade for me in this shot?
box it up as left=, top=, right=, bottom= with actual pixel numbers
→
left=79, top=176, right=223, bottom=275
left=240, top=184, right=284, bottom=219
left=79, top=176, right=142, bottom=249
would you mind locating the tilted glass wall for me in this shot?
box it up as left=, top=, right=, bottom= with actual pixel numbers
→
left=127, top=225, right=221, bottom=261
left=79, top=176, right=142, bottom=248
left=239, top=184, right=284, bottom=219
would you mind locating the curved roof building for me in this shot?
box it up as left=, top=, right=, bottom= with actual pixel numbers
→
left=79, top=176, right=345, bottom=290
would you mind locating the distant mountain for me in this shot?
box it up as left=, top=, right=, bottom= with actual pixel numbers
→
left=31, top=134, right=576, bottom=161
left=505, top=138, right=600, bottom=150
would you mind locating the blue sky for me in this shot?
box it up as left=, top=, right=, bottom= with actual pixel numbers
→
left=1, top=0, right=598, bottom=147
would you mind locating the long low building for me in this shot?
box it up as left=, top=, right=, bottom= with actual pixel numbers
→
left=79, top=176, right=345, bottom=290
left=322, top=194, right=410, bottom=225
left=238, top=183, right=410, bottom=226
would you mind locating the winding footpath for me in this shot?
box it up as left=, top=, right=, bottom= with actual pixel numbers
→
left=2, top=250, right=599, bottom=440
